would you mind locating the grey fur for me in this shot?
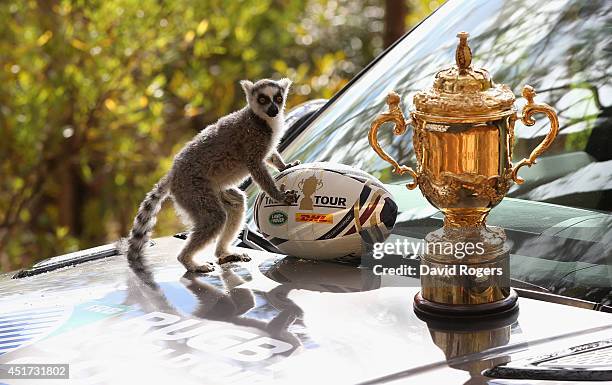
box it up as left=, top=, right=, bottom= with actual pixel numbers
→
left=126, top=78, right=299, bottom=273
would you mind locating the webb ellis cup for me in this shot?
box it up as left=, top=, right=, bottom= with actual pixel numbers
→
left=369, top=32, right=559, bottom=317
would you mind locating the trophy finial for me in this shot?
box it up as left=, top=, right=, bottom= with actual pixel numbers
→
left=455, top=32, right=472, bottom=74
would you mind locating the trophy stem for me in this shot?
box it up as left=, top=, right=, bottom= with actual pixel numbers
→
left=442, top=208, right=489, bottom=229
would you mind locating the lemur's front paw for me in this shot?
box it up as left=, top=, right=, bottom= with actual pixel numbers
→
left=284, top=160, right=301, bottom=170
left=282, top=189, right=298, bottom=205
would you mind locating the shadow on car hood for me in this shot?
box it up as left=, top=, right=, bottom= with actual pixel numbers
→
left=0, top=236, right=611, bottom=384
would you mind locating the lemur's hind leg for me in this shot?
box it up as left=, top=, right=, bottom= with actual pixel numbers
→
left=174, top=182, right=226, bottom=273
left=216, top=188, right=251, bottom=264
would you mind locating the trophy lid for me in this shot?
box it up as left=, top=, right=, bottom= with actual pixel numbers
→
left=413, top=32, right=516, bottom=120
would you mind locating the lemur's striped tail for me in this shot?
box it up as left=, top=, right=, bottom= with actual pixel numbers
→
left=127, top=175, right=170, bottom=273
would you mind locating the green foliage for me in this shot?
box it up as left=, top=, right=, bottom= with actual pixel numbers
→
left=0, top=0, right=441, bottom=271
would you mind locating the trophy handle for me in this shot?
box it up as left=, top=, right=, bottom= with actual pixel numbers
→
left=368, top=92, right=419, bottom=190
left=511, top=85, right=559, bottom=185
left=316, top=178, right=323, bottom=190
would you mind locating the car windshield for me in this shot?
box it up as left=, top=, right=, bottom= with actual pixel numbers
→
left=245, top=0, right=611, bottom=301
left=277, top=0, right=610, bottom=208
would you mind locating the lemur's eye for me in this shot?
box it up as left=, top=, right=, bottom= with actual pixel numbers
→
left=258, top=97, right=267, bottom=104
left=275, top=96, right=283, bottom=103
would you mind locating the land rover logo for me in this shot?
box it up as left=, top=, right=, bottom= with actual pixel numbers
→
left=269, top=211, right=288, bottom=226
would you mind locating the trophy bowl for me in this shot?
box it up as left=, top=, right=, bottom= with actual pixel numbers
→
left=369, top=32, right=559, bottom=317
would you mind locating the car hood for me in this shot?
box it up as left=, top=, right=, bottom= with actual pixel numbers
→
left=0, top=236, right=611, bottom=384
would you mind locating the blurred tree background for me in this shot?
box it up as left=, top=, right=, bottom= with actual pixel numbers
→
left=0, top=0, right=442, bottom=271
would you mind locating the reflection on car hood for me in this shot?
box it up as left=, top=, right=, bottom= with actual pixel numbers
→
left=0, top=236, right=611, bottom=384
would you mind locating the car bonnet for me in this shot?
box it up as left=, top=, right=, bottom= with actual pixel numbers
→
left=0, top=236, right=611, bottom=384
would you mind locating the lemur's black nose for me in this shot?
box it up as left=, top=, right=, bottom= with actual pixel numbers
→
left=266, top=104, right=279, bottom=117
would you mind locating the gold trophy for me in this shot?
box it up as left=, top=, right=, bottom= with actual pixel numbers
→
left=369, top=32, right=559, bottom=317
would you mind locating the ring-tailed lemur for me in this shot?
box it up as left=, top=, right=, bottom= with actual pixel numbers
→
left=126, top=78, right=300, bottom=273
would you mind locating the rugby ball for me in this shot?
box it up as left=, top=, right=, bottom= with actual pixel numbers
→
left=254, top=162, right=398, bottom=260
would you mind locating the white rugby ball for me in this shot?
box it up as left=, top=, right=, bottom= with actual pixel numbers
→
left=254, top=162, right=398, bottom=260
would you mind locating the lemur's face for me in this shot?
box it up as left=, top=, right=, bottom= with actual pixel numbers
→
left=240, top=78, right=291, bottom=120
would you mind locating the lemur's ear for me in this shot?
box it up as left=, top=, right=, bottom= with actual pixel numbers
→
left=240, top=80, right=254, bottom=95
left=278, top=78, right=292, bottom=93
